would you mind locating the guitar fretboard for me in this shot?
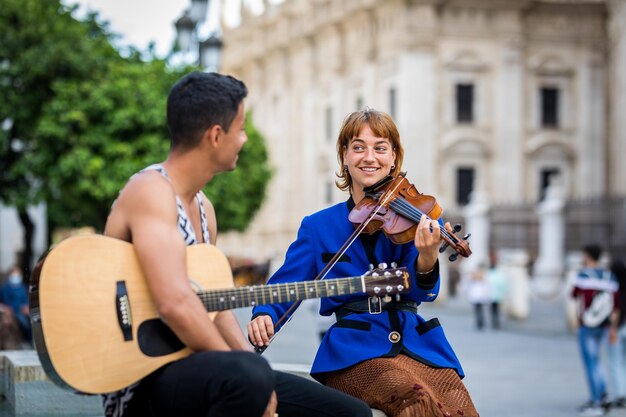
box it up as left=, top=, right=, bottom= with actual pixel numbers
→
left=197, top=276, right=365, bottom=311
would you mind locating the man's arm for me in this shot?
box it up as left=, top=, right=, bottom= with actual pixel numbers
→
left=214, top=311, right=254, bottom=351
left=106, top=174, right=230, bottom=352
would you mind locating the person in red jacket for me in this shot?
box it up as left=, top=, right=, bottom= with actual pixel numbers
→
left=571, top=244, right=618, bottom=416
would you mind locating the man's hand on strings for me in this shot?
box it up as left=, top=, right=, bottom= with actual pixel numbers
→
left=248, top=314, right=275, bottom=347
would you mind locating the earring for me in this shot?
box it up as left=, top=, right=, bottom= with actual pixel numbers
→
left=391, top=165, right=396, bottom=170
left=344, top=165, right=348, bottom=172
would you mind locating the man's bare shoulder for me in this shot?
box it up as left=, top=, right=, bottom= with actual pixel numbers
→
left=105, top=171, right=176, bottom=240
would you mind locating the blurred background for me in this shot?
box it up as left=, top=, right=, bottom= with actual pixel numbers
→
left=1, top=0, right=626, bottom=415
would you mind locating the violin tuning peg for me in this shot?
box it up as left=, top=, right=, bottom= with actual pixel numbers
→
left=453, top=224, right=462, bottom=233
left=462, top=233, right=471, bottom=241
left=449, top=253, right=458, bottom=262
left=439, top=242, right=449, bottom=253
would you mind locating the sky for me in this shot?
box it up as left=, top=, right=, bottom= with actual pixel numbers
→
left=63, top=0, right=206, bottom=58
left=62, top=1, right=280, bottom=58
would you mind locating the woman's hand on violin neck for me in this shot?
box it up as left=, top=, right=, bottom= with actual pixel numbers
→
left=414, top=217, right=449, bottom=272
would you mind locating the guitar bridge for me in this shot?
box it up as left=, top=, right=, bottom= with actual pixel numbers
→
left=116, top=281, right=133, bottom=341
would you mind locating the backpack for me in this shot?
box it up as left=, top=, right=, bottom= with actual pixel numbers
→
left=581, top=270, right=615, bottom=327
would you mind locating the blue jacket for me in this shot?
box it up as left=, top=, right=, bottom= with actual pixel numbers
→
left=252, top=200, right=465, bottom=382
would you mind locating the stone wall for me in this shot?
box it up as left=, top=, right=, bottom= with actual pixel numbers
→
left=218, top=0, right=622, bottom=266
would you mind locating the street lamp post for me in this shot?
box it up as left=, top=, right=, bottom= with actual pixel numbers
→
left=174, top=12, right=195, bottom=53
left=199, top=35, right=224, bottom=73
left=174, top=0, right=223, bottom=73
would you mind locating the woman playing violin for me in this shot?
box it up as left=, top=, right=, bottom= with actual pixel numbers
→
left=248, top=109, right=478, bottom=417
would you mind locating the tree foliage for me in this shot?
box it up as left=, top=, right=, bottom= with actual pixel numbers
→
left=0, top=0, right=272, bottom=259
left=0, top=1, right=119, bottom=207
left=37, top=71, right=273, bottom=233
left=34, top=58, right=182, bottom=230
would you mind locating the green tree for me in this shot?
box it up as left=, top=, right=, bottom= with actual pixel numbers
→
left=0, top=0, right=119, bottom=274
left=34, top=58, right=182, bottom=231
left=37, top=64, right=273, bottom=234
left=1, top=0, right=273, bottom=276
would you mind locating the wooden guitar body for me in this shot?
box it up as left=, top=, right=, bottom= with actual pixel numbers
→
left=30, top=235, right=232, bottom=394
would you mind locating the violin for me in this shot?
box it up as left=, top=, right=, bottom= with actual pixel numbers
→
left=348, top=172, right=472, bottom=261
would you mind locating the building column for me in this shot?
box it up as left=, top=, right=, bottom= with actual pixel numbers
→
left=576, top=46, right=607, bottom=198
left=609, top=0, right=626, bottom=195
left=493, top=11, right=525, bottom=203
left=399, top=49, right=437, bottom=190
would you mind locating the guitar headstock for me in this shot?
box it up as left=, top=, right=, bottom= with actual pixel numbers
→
left=362, top=264, right=410, bottom=296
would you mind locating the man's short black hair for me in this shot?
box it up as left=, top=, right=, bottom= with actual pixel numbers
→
left=167, top=71, right=248, bottom=151
left=582, top=244, right=602, bottom=262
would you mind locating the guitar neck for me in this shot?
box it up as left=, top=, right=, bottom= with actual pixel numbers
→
left=197, top=276, right=365, bottom=312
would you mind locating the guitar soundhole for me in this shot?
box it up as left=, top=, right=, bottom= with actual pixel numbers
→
left=137, top=319, right=185, bottom=357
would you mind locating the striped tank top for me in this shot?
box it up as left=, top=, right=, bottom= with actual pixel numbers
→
left=102, top=164, right=210, bottom=417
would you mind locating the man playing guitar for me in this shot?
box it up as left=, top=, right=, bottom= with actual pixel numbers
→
left=101, top=71, right=371, bottom=417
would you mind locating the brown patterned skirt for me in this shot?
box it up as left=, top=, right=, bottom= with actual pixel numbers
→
left=325, top=354, right=478, bottom=417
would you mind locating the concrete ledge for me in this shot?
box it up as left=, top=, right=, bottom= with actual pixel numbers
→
left=0, top=351, right=385, bottom=416
left=0, top=350, right=102, bottom=416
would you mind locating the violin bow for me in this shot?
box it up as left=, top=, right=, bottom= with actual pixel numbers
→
left=255, top=173, right=406, bottom=354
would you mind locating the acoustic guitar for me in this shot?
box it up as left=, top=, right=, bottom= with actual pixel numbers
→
left=29, top=234, right=410, bottom=394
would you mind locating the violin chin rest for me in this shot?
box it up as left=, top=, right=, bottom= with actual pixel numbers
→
left=363, top=174, right=395, bottom=193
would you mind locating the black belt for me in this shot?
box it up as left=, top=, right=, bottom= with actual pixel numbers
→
left=336, top=299, right=418, bottom=319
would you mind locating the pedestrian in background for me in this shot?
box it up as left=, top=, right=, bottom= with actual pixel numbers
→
left=467, top=263, right=490, bottom=330
left=608, top=258, right=626, bottom=408
left=486, top=254, right=508, bottom=330
left=571, top=244, right=618, bottom=416
left=0, top=265, right=31, bottom=345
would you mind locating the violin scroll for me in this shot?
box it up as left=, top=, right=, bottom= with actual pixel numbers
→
left=439, top=224, right=472, bottom=262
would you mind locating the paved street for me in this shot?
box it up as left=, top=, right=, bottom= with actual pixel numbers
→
left=235, top=295, right=626, bottom=417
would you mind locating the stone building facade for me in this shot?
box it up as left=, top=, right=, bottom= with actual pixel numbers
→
left=218, top=0, right=626, bottom=266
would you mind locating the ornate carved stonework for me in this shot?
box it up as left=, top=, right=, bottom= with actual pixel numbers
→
left=217, top=0, right=624, bottom=263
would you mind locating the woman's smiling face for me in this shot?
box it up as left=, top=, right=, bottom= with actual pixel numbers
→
left=344, top=123, right=396, bottom=198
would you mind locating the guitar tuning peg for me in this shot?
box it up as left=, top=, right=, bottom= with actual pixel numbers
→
left=378, top=262, right=388, bottom=270
left=391, top=262, right=397, bottom=268
left=369, top=264, right=374, bottom=271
